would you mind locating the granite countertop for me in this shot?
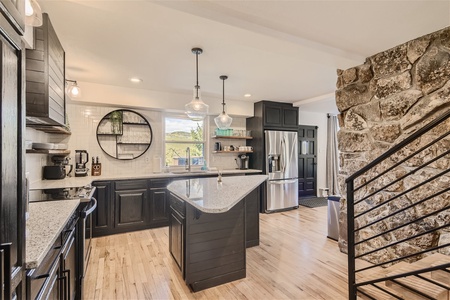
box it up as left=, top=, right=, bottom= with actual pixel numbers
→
left=167, top=175, right=268, bottom=213
left=26, top=199, right=80, bottom=269
left=30, top=169, right=262, bottom=190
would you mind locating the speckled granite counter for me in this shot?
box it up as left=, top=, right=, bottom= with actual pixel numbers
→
left=29, top=169, right=262, bottom=190
left=26, top=199, right=80, bottom=269
left=167, top=175, right=268, bottom=213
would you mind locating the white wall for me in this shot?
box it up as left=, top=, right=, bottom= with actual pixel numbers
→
left=298, top=110, right=328, bottom=196
left=26, top=103, right=248, bottom=185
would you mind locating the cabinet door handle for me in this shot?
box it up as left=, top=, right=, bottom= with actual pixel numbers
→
left=1, top=243, right=12, bottom=300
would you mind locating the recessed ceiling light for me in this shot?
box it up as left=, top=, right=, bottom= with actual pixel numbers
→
left=244, top=93, right=252, bottom=98
left=130, top=77, right=143, bottom=83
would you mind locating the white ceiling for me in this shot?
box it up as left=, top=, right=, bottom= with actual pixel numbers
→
left=39, top=0, right=450, bottom=113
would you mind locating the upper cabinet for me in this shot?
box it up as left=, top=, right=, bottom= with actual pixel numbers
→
left=26, top=13, right=66, bottom=126
left=0, top=0, right=25, bottom=35
left=255, top=101, right=299, bottom=130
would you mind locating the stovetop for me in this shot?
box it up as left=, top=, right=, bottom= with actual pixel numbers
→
left=30, top=184, right=96, bottom=203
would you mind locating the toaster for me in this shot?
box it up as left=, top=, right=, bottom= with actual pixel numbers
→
left=43, top=166, right=66, bottom=180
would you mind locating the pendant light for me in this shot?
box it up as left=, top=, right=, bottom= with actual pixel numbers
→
left=65, top=79, right=81, bottom=98
left=25, top=0, right=43, bottom=27
left=214, top=75, right=232, bottom=129
left=185, top=48, right=209, bottom=121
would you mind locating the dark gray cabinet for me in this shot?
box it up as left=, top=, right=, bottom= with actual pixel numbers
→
left=169, top=184, right=262, bottom=291
left=149, top=179, right=170, bottom=226
left=169, top=209, right=184, bottom=274
left=92, top=178, right=172, bottom=237
left=92, top=181, right=113, bottom=237
left=61, top=229, right=77, bottom=300
left=247, top=101, right=299, bottom=186
left=26, top=213, right=79, bottom=300
left=259, top=101, right=299, bottom=130
left=0, top=0, right=25, bottom=34
left=0, top=11, right=26, bottom=300
left=114, top=189, right=148, bottom=229
left=26, top=13, right=66, bottom=126
left=245, top=187, right=260, bottom=248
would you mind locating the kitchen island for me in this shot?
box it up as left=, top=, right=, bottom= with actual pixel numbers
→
left=167, top=175, right=267, bottom=292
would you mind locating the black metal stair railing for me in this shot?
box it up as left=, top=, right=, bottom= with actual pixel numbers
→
left=346, top=110, right=450, bottom=300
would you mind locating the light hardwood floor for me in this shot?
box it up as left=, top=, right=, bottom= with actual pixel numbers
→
left=84, top=205, right=349, bottom=299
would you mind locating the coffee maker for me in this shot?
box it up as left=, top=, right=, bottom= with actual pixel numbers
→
left=75, top=150, right=89, bottom=177
left=235, top=154, right=249, bottom=170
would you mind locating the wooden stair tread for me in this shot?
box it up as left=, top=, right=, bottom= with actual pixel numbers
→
left=413, top=253, right=450, bottom=267
left=357, top=284, right=402, bottom=300
left=385, top=262, right=448, bottom=300
left=411, top=254, right=450, bottom=288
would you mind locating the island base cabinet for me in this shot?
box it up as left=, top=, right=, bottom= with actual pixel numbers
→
left=169, top=210, right=184, bottom=275
left=170, top=196, right=246, bottom=292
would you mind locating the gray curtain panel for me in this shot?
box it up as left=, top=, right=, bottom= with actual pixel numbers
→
left=326, top=115, right=340, bottom=196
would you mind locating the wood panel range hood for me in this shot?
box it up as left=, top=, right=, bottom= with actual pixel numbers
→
left=25, top=13, right=66, bottom=126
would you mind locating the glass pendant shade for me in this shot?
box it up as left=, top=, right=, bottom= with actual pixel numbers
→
left=185, top=88, right=208, bottom=121
left=185, top=48, right=208, bottom=121
left=214, top=112, right=232, bottom=129
left=25, top=0, right=43, bottom=27
left=66, top=80, right=81, bottom=98
left=214, top=75, right=232, bottom=129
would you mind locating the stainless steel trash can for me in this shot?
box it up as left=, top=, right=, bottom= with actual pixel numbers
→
left=327, top=195, right=340, bottom=240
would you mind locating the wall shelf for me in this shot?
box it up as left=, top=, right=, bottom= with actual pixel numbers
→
left=212, top=135, right=252, bottom=140
left=26, top=149, right=71, bottom=155
left=27, top=125, right=71, bottom=135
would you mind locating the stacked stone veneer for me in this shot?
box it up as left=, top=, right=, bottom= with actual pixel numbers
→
left=336, top=27, right=450, bottom=264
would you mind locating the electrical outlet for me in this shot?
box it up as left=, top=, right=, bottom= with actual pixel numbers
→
left=145, top=156, right=150, bottom=163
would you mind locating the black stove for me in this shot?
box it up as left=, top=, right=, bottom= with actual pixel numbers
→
left=31, top=185, right=95, bottom=203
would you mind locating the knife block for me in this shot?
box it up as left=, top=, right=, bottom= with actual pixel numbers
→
left=92, top=163, right=102, bottom=176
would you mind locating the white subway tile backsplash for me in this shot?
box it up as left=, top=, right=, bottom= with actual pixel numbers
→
left=26, top=103, right=250, bottom=184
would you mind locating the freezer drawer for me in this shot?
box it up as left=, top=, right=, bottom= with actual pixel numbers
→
left=266, top=179, right=298, bottom=212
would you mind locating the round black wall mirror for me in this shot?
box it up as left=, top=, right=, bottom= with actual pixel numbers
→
left=96, top=109, right=153, bottom=160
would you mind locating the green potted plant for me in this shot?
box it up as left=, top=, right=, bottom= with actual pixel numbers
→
left=110, top=110, right=123, bottom=134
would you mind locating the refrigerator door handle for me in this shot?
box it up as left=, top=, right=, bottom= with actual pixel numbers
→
left=280, top=137, right=286, bottom=174
left=269, top=180, right=297, bottom=185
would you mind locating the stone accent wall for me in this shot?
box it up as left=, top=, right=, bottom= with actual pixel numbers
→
left=336, top=27, right=450, bottom=263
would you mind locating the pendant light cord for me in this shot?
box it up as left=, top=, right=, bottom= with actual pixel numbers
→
left=222, top=78, right=226, bottom=113
left=195, top=51, right=199, bottom=99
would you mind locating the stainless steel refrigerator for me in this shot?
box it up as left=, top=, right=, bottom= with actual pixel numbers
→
left=265, top=130, right=299, bottom=212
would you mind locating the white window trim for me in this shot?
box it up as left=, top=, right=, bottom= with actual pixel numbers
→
left=163, top=113, right=209, bottom=170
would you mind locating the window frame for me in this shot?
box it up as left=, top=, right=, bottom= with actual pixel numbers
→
left=163, top=113, right=209, bottom=168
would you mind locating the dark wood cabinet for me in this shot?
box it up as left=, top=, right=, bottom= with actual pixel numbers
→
left=92, top=178, right=173, bottom=237
left=91, top=181, right=113, bottom=237
left=260, top=101, right=299, bottom=130
left=26, top=212, right=79, bottom=300
left=61, top=229, right=77, bottom=300
left=114, top=189, right=148, bottom=229
left=169, top=209, right=184, bottom=273
left=26, top=13, right=66, bottom=126
left=247, top=100, right=299, bottom=175
left=149, top=178, right=170, bottom=226
left=0, top=0, right=25, bottom=34
left=245, top=186, right=260, bottom=248
left=0, top=11, right=26, bottom=300
left=169, top=184, right=262, bottom=291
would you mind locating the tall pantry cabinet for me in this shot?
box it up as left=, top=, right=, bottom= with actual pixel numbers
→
left=0, top=1, right=26, bottom=299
